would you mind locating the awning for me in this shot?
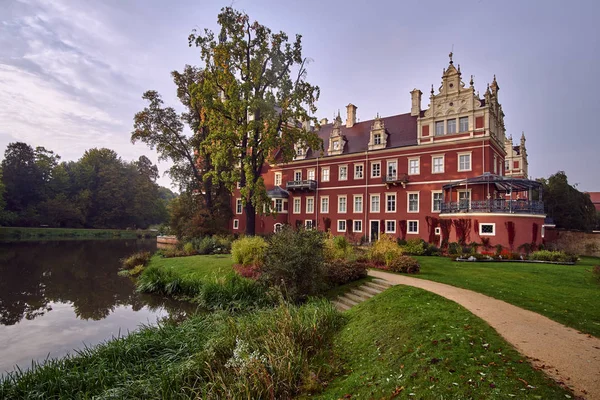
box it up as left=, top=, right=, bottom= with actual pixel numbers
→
left=442, top=172, right=542, bottom=193
left=267, top=186, right=290, bottom=199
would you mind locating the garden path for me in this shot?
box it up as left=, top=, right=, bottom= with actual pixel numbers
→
left=369, top=269, right=600, bottom=400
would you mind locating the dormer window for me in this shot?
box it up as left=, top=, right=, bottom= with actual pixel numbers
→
left=333, top=140, right=340, bottom=150
left=368, top=116, right=387, bottom=150
left=297, top=148, right=304, bottom=156
left=374, top=133, right=382, bottom=145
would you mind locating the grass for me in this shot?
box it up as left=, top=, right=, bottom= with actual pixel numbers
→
left=313, top=285, right=572, bottom=399
left=0, top=226, right=158, bottom=241
left=406, top=256, right=600, bottom=337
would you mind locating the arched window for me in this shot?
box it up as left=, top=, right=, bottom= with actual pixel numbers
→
left=274, top=223, right=283, bottom=233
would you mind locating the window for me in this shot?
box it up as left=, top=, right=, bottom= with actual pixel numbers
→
left=294, top=170, right=302, bottom=181
left=458, top=190, right=471, bottom=209
left=447, top=119, right=457, bottom=134
left=458, top=153, right=471, bottom=171
left=493, top=155, right=497, bottom=174
left=387, top=160, right=397, bottom=179
left=274, top=199, right=283, bottom=213
left=233, top=219, right=239, bottom=229
left=307, top=169, right=315, bottom=180
left=306, top=197, right=314, bottom=213
left=353, top=220, right=362, bottom=232
left=408, top=220, right=419, bottom=234
left=370, top=194, right=380, bottom=213
left=432, top=156, right=444, bottom=173
left=236, top=198, right=243, bottom=214
left=459, top=117, right=469, bottom=132
left=275, top=173, right=282, bottom=186
left=353, top=195, right=363, bottom=213
left=386, top=193, right=396, bottom=212
left=320, top=196, right=329, bottom=213
left=305, top=220, right=314, bottom=229
left=432, top=191, right=443, bottom=212
left=296, top=148, right=304, bottom=156
left=274, top=223, right=283, bottom=233
left=339, top=165, right=348, bottom=181
left=371, top=162, right=381, bottom=178
left=337, top=220, right=346, bottom=232
left=505, top=160, right=510, bottom=171
left=338, top=196, right=347, bottom=213
left=354, top=164, right=364, bottom=179
left=435, top=121, right=444, bottom=136
left=408, top=158, right=420, bottom=175
left=374, top=133, right=382, bottom=145
left=236, top=182, right=241, bottom=189
left=321, top=167, right=330, bottom=182
left=385, top=220, right=396, bottom=233
left=434, top=227, right=441, bottom=235
left=293, top=198, right=301, bottom=214
left=479, top=223, right=495, bottom=236
left=408, top=192, right=419, bottom=212
left=332, top=140, right=340, bottom=150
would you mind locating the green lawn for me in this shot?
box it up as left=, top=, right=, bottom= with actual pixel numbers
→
left=409, top=256, right=600, bottom=337
left=314, top=285, right=571, bottom=399
left=0, top=226, right=157, bottom=241
left=147, top=254, right=233, bottom=278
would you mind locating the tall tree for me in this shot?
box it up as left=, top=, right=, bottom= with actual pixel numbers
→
left=539, top=171, right=596, bottom=231
left=189, top=7, right=322, bottom=235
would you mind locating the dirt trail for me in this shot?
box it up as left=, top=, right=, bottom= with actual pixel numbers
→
left=369, top=270, right=600, bottom=399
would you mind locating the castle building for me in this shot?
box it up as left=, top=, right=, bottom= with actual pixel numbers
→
left=230, top=55, right=545, bottom=249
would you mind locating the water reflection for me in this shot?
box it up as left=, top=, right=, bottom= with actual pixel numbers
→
left=0, top=239, right=195, bottom=373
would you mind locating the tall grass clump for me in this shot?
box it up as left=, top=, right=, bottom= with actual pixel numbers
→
left=231, top=236, right=268, bottom=267
left=195, top=273, right=275, bottom=312
left=136, top=264, right=201, bottom=297
left=121, top=251, right=152, bottom=270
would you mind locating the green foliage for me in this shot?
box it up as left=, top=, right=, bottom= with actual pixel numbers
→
left=447, top=242, right=461, bottom=255
left=231, top=236, right=268, bottom=266
left=401, top=238, right=425, bottom=255
left=195, top=273, right=275, bottom=312
left=387, top=255, right=421, bottom=274
left=261, top=227, right=327, bottom=302
left=121, top=251, right=152, bottom=270
left=324, top=234, right=354, bottom=261
left=529, top=250, right=577, bottom=263
left=324, top=260, right=368, bottom=286
left=188, top=235, right=233, bottom=255
left=369, top=234, right=403, bottom=266
left=183, top=242, right=195, bottom=255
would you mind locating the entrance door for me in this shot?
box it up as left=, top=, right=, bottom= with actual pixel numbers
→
left=370, top=220, right=380, bottom=242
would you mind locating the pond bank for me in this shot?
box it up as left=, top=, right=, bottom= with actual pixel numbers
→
left=0, top=227, right=158, bottom=241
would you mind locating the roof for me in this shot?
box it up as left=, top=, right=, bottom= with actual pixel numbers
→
left=442, top=172, right=542, bottom=192
left=587, top=192, right=600, bottom=211
left=305, top=113, right=418, bottom=159
left=267, top=186, right=289, bottom=199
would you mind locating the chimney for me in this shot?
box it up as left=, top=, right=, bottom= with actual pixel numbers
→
left=319, top=118, right=329, bottom=125
left=410, top=89, right=422, bottom=117
left=302, top=119, right=311, bottom=132
left=346, top=103, right=357, bottom=128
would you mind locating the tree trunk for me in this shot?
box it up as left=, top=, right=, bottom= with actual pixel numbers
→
left=245, top=202, right=256, bottom=236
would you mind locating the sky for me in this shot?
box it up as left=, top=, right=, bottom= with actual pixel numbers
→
left=1, top=0, right=599, bottom=191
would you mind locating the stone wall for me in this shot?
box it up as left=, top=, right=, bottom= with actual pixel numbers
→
left=543, top=229, right=600, bottom=257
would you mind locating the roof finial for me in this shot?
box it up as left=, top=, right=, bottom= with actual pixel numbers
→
left=457, top=64, right=461, bottom=74
left=376, top=112, right=380, bottom=119
left=469, top=74, right=474, bottom=87
left=430, top=84, right=434, bottom=95
left=449, top=51, right=453, bottom=65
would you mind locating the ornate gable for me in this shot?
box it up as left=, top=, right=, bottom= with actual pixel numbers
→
left=368, top=114, right=388, bottom=150
left=328, top=113, right=347, bottom=156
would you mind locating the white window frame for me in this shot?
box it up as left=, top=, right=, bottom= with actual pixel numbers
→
left=373, top=132, right=382, bottom=145
left=354, top=163, right=364, bottom=179
left=432, top=155, right=445, bottom=174
left=370, top=194, right=380, bottom=213
left=371, top=161, right=381, bottom=178
left=505, top=160, right=510, bottom=171
left=385, top=193, right=396, bottom=213
left=338, top=195, right=347, bottom=214
left=274, top=172, right=282, bottom=186
left=431, top=190, right=443, bottom=213
left=353, top=195, right=363, bottom=213
left=407, top=192, right=419, bottom=213
left=479, top=223, right=496, bottom=236
left=458, top=152, right=472, bottom=172
left=459, top=116, right=469, bottom=132
left=236, top=198, right=243, bottom=214
left=457, top=189, right=471, bottom=209
left=294, top=170, right=302, bottom=182
left=435, top=121, right=444, bottom=136
left=307, top=168, right=315, bottom=181
left=236, top=182, right=241, bottom=189
left=447, top=118, right=457, bottom=134
left=385, top=220, right=396, bottom=233
left=306, top=196, right=315, bottom=214
left=408, top=158, right=420, bottom=175
left=274, top=198, right=284, bottom=213
left=293, top=197, right=301, bottom=214
left=353, top=220, right=363, bottom=233
left=233, top=219, right=239, bottom=229
left=386, top=159, right=398, bottom=179
left=337, top=219, right=346, bottom=233
left=274, top=223, right=283, bottom=233
left=407, top=220, right=419, bottom=234
left=321, top=167, right=330, bottom=182
left=320, top=196, right=329, bottom=213
left=339, top=165, right=348, bottom=181
left=434, top=226, right=441, bottom=235
left=305, top=220, right=314, bottom=229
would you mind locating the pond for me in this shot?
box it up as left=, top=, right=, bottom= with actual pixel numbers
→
left=0, top=239, right=194, bottom=375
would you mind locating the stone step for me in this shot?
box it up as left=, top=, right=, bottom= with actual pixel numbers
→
left=372, top=278, right=394, bottom=287
left=350, top=288, right=376, bottom=300
left=333, top=301, right=351, bottom=312
left=356, top=284, right=383, bottom=296
left=337, top=295, right=359, bottom=308
left=364, top=281, right=392, bottom=291
left=343, top=292, right=365, bottom=303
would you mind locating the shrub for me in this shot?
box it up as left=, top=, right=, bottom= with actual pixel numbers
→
left=402, top=238, right=425, bottom=255
left=325, top=259, right=368, bottom=286
left=387, top=255, right=420, bottom=274
left=369, top=234, right=403, bottom=267
left=494, top=244, right=504, bottom=256
left=260, top=227, right=327, bottom=302
left=233, top=264, right=262, bottom=279
left=121, top=251, right=151, bottom=270
left=214, top=235, right=233, bottom=254
left=518, top=242, right=534, bottom=255
left=396, top=238, right=407, bottom=246
left=324, top=234, right=354, bottom=261
left=447, top=242, right=461, bottom=256
left=183, top=242, right=196, bottom=256
left=423, top=243, right=441, bottom=256
left=231, top=236, right=268, bottom=267
left=529, top=250, right=577, bottom=263
left=194, top=236, right=218, bottom=255
left=469, top=242, right=481, bottom=253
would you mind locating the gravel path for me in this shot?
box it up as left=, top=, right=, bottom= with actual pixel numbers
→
left=369, top=270, right=600, bottom=399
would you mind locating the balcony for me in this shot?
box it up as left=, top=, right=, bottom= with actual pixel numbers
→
left=382, top=173, right=409, bottom=188
left=286, top=179, right=317, bottom=191
left=440, top=199, right=545, bottom=215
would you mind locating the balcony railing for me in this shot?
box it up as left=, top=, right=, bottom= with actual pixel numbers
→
left=285, top=179, right=317, bottom=191
left=382, top=173, right=409, bottom=187
left=440, top=199, right=545, bottom=214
